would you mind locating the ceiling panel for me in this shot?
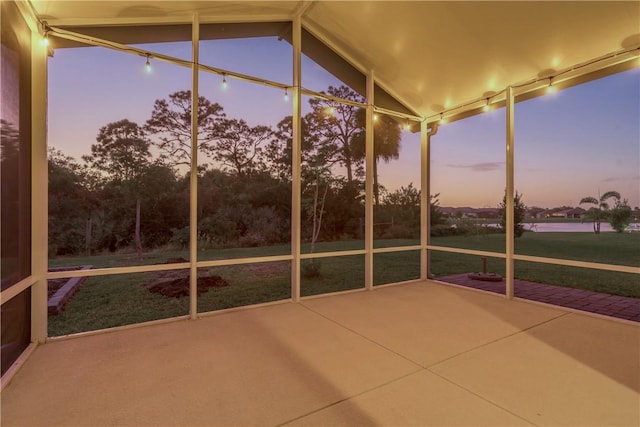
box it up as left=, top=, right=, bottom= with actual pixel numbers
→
left=32, top=1, right=640, bottom=118
left=32, top=1, right=300, bottom=22
left=304, top=1, right=639, bottom=117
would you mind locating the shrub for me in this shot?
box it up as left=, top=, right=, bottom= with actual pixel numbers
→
left=169, top=226, right=190, bottom=248
left=198, top=215, right=239, bottom=245
left=238, top=232, right=267, bottom=247
left=245, top=206, right=286, bottom=244
left=455, top=218, right=481, bottom=236
left=302, top=260, right=321, bottom=278
left=51, top=228, right=85, bottom=255
left=609, top=199, right=633, bottom=233
left=430, top=224, right=457, bottom=237
left=499, top=190, right=526, bottom=238
left=382, top=224, right=414, bottom=239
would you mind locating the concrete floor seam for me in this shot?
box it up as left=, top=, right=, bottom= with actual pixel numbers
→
left=426, top=367, right=540, bottom=427
left=295, top=296, right=555, bottom=425
left=426, top=311, right=571, bottom=370
left=299, top=302, right=425, bottom=368
left=276, top=368, right=424, bottom=427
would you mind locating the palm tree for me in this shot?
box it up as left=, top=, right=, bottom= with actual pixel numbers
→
left=579, top=190, right=620, bottom=234
left=371, top=114, right=402, bottom=206
left=353, top=110, right=402, bottom=206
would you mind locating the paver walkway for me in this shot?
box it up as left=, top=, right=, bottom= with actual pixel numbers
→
left=437, top=274, right=640, bottom=322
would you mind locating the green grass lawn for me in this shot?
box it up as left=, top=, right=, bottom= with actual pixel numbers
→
left=431, top=232, right=639, bottom=266
left=48, top=233, right=638, bottom=337
left=514, top=232, right=640, bottom=266
left=301, top=256, right=365, bottom=296
left=48, top=272, right=191, bottom=336
left=198, top=263, right=291, bottom=312
left=374, top=251, right=420, bottom=285
left=430, top=232, right=639, bottom=298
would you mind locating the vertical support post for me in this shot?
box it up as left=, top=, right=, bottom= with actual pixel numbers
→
left=291, top=17, right=302, bottom=302
left=364, top=71, right=374, bottom=290
left=31, top=29, right=49, bottom=343
left=189, top=14, right=199, bottom=319
left=505, top=86, right=515, bottom=299
left=420, top=120, right=429, bottom=280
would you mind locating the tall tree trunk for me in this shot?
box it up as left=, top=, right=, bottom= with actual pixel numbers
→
left=135, top=198, right=142, bottom=260
left=311, top=182, right=319, bottom=255
left=85, top=216, right=92, bottom=255
left=345, top=155, right=353, bottom=183
left=310, top=178, right=329, bottom=255
left=373, top=157, right=379, bottom=206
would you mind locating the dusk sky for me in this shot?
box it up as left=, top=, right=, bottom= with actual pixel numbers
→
left=48, top=36, right=639, bottom=209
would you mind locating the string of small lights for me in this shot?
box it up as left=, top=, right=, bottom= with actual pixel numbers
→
left=39, top=22, right=638, bottom=128
left=426, top=46, right=639, bottom=125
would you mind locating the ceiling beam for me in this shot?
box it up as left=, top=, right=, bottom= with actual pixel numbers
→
left=294, top=0, right=315, bottom=19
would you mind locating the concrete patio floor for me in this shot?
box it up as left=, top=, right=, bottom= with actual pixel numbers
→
left=1, top=280, right=638, bottom=426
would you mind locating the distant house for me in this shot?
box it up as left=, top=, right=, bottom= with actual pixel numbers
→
left=526, top=207, right=546, bottom=218
left=474, top=208, right=500, bottom=218
left=566, top=207, right=586, bottom=218
left=440, top=207, right=500, bottom=219
left=547, top=207, right=585, bottom=219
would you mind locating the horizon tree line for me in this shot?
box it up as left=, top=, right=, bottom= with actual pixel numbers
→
left=47, top=85, right=430, bottom=257
left=44, top=83, right=636, bottom=258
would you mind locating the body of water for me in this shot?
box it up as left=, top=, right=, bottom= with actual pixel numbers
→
left=524, top=222, right=640, bottom=233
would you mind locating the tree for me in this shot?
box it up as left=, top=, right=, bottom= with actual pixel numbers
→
left=137, top=164, right=188, bottom=247
left=49, top=148, right=98, bottom=255
left=194, top=166, right=292, bottom=249
left=1, top=120, right=20, bottom=264
left=430, top=193, right=446, bottom=226
left=306, top=86, right=365, bottom=184
left=499, top=190, right=526, bottom=237
left=378, top=183, right=421, bottom=238
left=262, top=115, right=316, bottom=182
left=212, top=118, right=272, bottom=176
left=579, top=190, right=620, bottom=234
left=145, top=90, right=226, bottom=166
left=301, top=152, right=333, bottom=250
left=308, top=176, right=329, bottom=255
left=609, top=198, right=633, bottom=233
left=353, top=110, right=402, bottom=206
left=0, top=119, right=19, bottom=164
left=384, top=183, right=420, bottom=207
left=83, top=119, right=151, bottom=258
left=84, top=119, right=150, bottom=182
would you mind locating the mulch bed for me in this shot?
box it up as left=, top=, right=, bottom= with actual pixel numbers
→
left=146, top=274, right=229, bottom=298
left=144, top=258, right=230, bottom=298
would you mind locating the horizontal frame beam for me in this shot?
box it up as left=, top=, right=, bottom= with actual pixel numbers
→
left=426, top=245, right=639, bottom=275
left=372, top=246, right=422, bottom=253
left=0, top=276, right=37, bottom=306
left=43, top=15, right=295, bottom=28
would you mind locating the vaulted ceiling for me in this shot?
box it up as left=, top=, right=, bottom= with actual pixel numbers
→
left=32, top=1, right=640, bottom=118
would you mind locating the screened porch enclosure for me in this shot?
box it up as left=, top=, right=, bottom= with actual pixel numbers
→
left=1, top=1, right=639, bottom=424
